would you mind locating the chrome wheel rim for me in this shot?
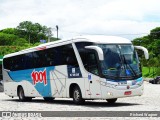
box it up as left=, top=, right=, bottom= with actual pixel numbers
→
left=74, top=90, right=80, bottom=101
left=19, top=90, right=23, bottom=100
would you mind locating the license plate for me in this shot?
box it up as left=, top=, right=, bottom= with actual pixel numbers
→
left=124, top=91, right=132, bottom=95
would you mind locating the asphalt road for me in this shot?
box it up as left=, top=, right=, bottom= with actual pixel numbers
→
left=0, top=81, right=160, bottom=120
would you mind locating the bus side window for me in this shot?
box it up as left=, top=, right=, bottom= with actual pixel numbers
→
left=46, top=48, right=55, bottom=66
left=33, top=51, right=46, bottom=68
left=10, top=57, right=16, bottom=71
left=3, top=58, right=11, bottom=70
left=63, top=44, right=79, bottom=67
left=13, top=55, right=25, bottom=71
left=24, top=53, right=34, bottom=69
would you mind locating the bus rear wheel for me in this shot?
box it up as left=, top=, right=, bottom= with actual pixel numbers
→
left=106, top=98, right=117, bottom=104
left=18, top=87, right=26, bottom=102
left=72, top=86, right=85, bottom=105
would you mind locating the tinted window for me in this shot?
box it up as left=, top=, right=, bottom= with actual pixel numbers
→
left=75, top=42, right=99, bottom=75
left=23, top=53, right=34, bottom=69
left=3, top=44, right=79, bottom=71
left=3, top=58, right=11, bottom=70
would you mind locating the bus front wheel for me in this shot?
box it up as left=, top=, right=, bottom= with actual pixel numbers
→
left=106, top=98, right=117, bottom=104
left=72, top=86, right=85, bottom=105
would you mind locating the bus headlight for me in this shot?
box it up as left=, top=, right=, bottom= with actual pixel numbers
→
left=107, top=92, right=113, bottom=96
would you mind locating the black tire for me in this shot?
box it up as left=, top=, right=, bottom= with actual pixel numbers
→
left=18, top=87, right=26, bottom=102
left=72, top=86, right=85, bottom=105
left=106, top=98, right=117, bottom=104
left=43, top=97, right=55, bottom=101
left=26, top=97, right=32, bottom=101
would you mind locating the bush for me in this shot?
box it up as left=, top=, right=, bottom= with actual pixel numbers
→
left=156, top=68, right=160, bottom=76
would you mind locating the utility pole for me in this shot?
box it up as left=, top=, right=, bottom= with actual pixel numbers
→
left=56, top=25, right=59, bottom=40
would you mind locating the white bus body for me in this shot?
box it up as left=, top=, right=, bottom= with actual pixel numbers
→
left=2, top=35, right=149, bottom=104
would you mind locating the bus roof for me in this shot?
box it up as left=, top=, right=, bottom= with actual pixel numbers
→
left=4, top=35, right=132, bottom=58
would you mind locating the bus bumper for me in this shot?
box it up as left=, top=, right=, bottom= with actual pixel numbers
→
left=101, top=83, right=144, bottom=99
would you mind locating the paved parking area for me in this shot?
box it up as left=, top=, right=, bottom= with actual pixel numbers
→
left=0, top=81, right=160, bottom=119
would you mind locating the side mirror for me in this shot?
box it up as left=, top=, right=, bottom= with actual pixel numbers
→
left=85, top=46, right=104, bottom=60
left=134, top=46, right=149, bottom=59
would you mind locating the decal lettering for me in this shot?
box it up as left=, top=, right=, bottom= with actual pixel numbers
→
left=67, top=65, right=82, bottom=78
left=31, top=69, right=47, bottom=85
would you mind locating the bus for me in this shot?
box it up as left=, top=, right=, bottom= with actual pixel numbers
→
left=2, top=35, right=149, bottom=104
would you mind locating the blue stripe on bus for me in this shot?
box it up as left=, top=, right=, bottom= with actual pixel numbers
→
left=136, top=77, right=143, bottom=82
left=8, top=66, right=55, bottom=97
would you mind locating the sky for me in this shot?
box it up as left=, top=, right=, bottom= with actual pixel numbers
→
left=1, top=0, right=160, bottom=40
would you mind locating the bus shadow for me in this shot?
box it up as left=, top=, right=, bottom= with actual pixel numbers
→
left=4, top=99, right=141, bottom=107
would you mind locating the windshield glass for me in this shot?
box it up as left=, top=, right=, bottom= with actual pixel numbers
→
left=98, top=44, right=141, bottom=80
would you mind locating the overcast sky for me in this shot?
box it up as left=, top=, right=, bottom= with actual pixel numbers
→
left=1, top=0, right=160, bottom=40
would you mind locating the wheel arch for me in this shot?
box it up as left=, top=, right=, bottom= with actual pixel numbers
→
left=17, top=85, right=23, bottom=96
left=69, top=83, right=81, bottom=98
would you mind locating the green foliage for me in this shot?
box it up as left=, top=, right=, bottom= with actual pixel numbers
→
left=0, top=33, right=18, bottom=45
left=156, top=68, right=160, bottom=76
left=0, top=28, right=17, bottom=35
left=132, top=27, right=160, bottom=77
left=133, top=27, right=160, bottom=58
left=16, top=21, right=53, bottom=43
left=0, top=46, right=23, bottom=55
left=0, top=21, right=59, bottom=56
left=150, top=27, right=160, bottom=39
left=142, top=67, right=160, bottom=77
left=133, top=27, right=160, bottom=77
left=12, top=38, right=28, bottom=46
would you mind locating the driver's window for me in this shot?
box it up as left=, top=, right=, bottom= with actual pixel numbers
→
left=85, top=52, right=99, bottom=75
left=75, top=42, right=99, bottom=76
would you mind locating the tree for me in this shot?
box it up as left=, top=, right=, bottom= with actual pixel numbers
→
left=17, top=21, right=34, bottom=43
left=133, top=27, right=160, bottom=61
left=150, top=27, right=160, bottom=39
left=17, top=21, right=52, bottom=44
left=0, top=28, right=17, bottom=35
left=0, top=21, right=59, bottom=56
left=0, top=33, right=18, bottom=45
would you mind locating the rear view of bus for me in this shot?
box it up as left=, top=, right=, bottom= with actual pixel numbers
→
left=2, top=35, right=149, bottom=104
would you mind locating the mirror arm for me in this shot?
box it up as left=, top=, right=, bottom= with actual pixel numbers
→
left=85, top=46, right=104, bottom=60
left=134, top=46, right=149, bottom=59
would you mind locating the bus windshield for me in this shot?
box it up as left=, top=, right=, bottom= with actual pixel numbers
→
left=98, top=44, right=141, bottom=80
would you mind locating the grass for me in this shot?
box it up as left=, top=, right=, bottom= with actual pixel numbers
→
left=142, top=67, right=158, bottom=78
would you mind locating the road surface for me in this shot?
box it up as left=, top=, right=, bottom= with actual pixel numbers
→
left=0, top=81, right=159, bottom=120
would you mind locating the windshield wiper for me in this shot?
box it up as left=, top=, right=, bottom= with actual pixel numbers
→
left=117, top=45, right=129, bottom=77
left=121, top=55, right=138, bottom=78
left=116, top=45, right=138, bottom=78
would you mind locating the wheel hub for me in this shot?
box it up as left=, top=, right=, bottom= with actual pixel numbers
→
left=74, top=90, right=80, bottom=101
